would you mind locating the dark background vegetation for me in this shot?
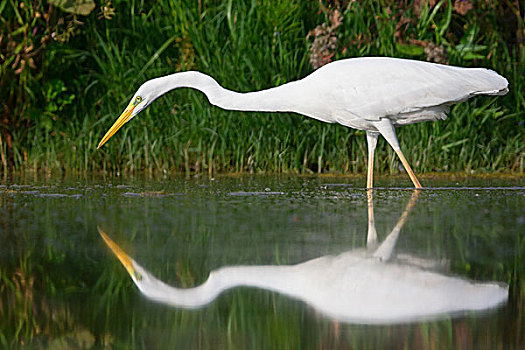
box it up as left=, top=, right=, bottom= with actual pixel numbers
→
left=1, top=0, right=523, bottom=175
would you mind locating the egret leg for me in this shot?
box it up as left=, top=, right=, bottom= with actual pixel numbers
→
left=366, top=189, right=378, bottom=250
left=373, top=119, right=422, bottom=189
left=366, top=131, right=379, bottom=189
left=395, top=150, right=422, bottom=188
left=366, top=133, right=379, bottom=249
left=373, top=190, right=420, bottom=261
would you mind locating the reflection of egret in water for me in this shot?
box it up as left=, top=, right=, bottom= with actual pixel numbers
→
left=99, top=191, right=507, bottom=324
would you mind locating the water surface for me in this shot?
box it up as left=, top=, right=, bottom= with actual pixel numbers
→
left=1, top=175, right=523, bottom=349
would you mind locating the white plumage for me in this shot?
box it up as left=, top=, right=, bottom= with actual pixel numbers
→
left=99, top=191, right=508, bottom=324
left=300, top=58, right=507, bottom=126
left=98, top=57, right=508, bottom=188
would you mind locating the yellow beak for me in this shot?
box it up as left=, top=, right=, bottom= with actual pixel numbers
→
left=98, top=226, right=136, bottom=278
left=97, top=104, right=135, bottom=149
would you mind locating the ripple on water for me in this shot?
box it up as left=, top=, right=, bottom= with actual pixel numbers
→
left=228, top=191, right=284, bottom=196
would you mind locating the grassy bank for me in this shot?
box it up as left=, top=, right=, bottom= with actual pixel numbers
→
left=1, top=0, right=523, bottom=175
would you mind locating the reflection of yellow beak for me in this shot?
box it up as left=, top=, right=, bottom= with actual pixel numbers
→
left=98, top=226, right=135, bottom=278
left=97, top=104, right=135, bottom=149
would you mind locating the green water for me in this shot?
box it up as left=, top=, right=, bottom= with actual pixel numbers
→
left=1, top=175, right=523, bottom=349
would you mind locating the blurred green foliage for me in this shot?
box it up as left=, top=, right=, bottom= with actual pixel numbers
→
left=0, top=0, right=523, bottom=174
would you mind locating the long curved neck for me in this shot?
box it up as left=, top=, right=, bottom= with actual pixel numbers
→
left=153, top=71, right=300, bottom=113
left=137, top=265, right=298, bottom=308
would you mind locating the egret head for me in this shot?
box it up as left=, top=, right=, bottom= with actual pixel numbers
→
left=97, top=81, right=157, bottom=149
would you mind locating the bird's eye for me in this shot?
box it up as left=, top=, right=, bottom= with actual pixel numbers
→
left=134, top=271, right=143, bottom=281
left=133, top=96, right=143, bottom=106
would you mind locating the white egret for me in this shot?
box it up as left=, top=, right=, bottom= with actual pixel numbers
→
left=99, top=192, right=508, bottom=324
left=97, top=57, right=508, bottom=188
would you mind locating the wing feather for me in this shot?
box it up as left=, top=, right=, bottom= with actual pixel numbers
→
left=305, top=57, right=508, bottom=121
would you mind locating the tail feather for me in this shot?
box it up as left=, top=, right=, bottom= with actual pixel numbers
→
left=468, top=68, right=508, bottom=96
left=473, top=87, right=508, bottom=96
